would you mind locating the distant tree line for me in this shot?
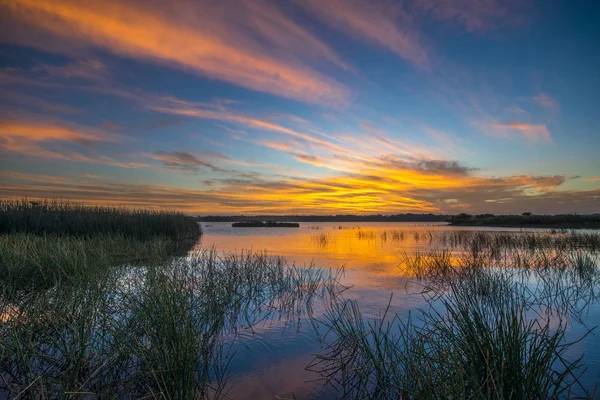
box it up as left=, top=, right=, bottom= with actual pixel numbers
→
left=197, top=213, right=450, bottom=223
left=450, top=212, right=600, bottom=229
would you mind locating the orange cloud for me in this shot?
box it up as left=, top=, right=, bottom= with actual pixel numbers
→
left=2, top=0, right=350, bottom=105
left=296, top=0, right=430, bottom=68
left=0, top=119, right=123, bottom=145
left=2, top=164, right=587, bottom=215
left=0, top=118, right=149, bottom=168
left=257, top=141, right=294, bottom=152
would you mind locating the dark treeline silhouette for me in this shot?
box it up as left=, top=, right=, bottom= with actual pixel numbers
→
left=232, top=221, right=300, bottom=227
left=450, top=213, right=600, bottom=229
left=198, top=213, right=449, bottom=223
left=199, top=213, right=600, bottom=228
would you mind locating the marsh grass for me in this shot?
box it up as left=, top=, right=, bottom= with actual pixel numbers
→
left=0, top=250, right=335, bottom=398
left=0, top=199, right=200, bottom=241
left=0, top=199, right=337, bottom=398
left=0, top=233, right=193, bottom=293
left=311, top=234, right=600, bottom=399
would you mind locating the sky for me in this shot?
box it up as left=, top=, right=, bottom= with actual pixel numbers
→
left=0, top=0, right=599, bottom=215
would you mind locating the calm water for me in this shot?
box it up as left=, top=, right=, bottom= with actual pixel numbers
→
left=197, top=222, right=600, bottom=399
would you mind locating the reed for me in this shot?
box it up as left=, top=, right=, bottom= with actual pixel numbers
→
left=0, top=250, right=334, bottom=398
left=0, top=233, right=192, bottom=293
left=0, top=199, right=200, bottom=241
left=311, top=234, right=600, bottom=399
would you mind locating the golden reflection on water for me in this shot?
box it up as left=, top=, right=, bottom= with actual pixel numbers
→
left=197, top=222, right=457, bottom=286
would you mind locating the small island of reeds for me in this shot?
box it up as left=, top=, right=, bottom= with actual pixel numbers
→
left=232, top=221, right=300, bottom=227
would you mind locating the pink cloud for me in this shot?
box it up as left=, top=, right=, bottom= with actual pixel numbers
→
left=495, top=121, right=552, bottom=143
left=533, top=93, right=559, bottom=110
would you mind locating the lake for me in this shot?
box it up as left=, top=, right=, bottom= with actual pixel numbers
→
left=197, top=222, right=600, bottom=399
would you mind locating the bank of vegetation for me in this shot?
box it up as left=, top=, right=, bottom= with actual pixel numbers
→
left=450, top=212, right=600, bottom=229
left=232, top=221, right=299, bottom=227
left=199, top=213, right=449, bottom=223
left=3, top=199, right=600, bottom=398
left=1, top=199, right=200, bottom=240
left=1, top=199, right=334, bottom=398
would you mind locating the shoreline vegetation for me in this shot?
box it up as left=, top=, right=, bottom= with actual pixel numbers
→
left=200, top=213, right=449, bottom=223
left=0, top=200, right=335, bottom=398
left=1, top=199, right=201, bottom=240
left=449, top=212, right=600, bottom=229
left=232, top=221, right=299, bottom=228
left=1, top=198, right=599, bottom=398
left=200, top=212, right=600, bottom=229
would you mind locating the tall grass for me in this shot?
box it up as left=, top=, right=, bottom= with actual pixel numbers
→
left=312, top=270, right=595, bottom=398
left=0, top=199, right=200, bottom=241
left=311, top=235, right=600, bottom=399
left=0, top=250, right=335, bottom=398
left=0, top=233, right=192, bottom=293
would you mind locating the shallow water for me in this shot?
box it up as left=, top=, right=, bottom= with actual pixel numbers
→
left=198, top=222, right=600, bottom=399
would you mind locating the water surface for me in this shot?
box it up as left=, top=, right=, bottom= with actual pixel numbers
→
left=198, top=222, right=600, bottom=399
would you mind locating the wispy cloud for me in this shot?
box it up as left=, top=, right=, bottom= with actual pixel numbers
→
left=2, top=0, right=350, bottom=105
left=411, top=0, right=521, bottom=32
left=0, top=118, right=124, bottom=147
left=147, top=105, right=351, bottom=154
left=150, top=151, right=228, bottom=173
left=494, top=121, right=552, bottom=143
left=475, top=120, right=552, bottom=143
left=533, top=93, right=559, bottom=110
left=296, top=0, right=430, bottom=68
left=32, top=59, right=108, bottom=81
left=506, top=105, right=527, bottom=113
left=0, top=117, right=149, bottom=168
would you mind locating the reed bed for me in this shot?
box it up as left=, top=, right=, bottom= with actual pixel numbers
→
left=0, top=199, right=200, bottom=241
left=0, top=250, right=335, bottom=398
left=0, top=233, right=191, bottom=293
left=311, top=234, right=600, bottom=399
left=434, top=230, right=600, bottom=253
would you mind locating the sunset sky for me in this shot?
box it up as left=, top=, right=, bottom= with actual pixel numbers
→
left=1, top=0, right=599, bottom=214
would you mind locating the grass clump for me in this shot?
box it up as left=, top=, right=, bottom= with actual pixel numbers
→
left=0, top=199, right=200, bottom=241
left=0, top=233, right=191, bottom=292
left=0, top=250, right=334, bottom=398
left=312, top=268, right=594, bottom=399
left=311, top=235, right=600, bottom=399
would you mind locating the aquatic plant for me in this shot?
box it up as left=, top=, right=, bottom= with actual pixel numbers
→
left=0, top=199, right=200, bottom=241
left=311, top=233, right=600, bottom=399
left=311, top=267, right=595, bottom=399
left=0, top=250, right=335, bottom=398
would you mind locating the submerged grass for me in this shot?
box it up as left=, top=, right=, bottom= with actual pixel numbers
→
left=0, top=250, right=334, bottom=398
left=311, top=235, right=600, bottom=399
left=1, top=199, right=337, bottom=398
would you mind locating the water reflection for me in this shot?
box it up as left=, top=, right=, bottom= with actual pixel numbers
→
left=198, top=222, right=600, bottom=398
